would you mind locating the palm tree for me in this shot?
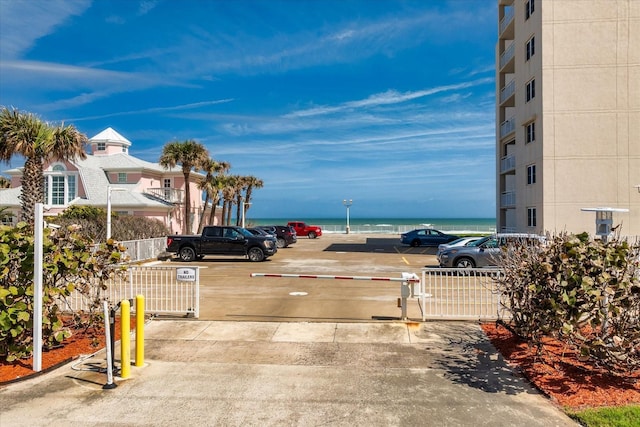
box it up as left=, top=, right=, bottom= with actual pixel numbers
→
left=221, top=175, right=239, bottom=226
left=208, top=174, right=228, bottom=227
left=197, top=159, right=230, bottom=233
left=159, top=139, right=209, bottom=234
left=0, top=175, right=10, bottom=188
left=234, top=176, right=250, bottom=226
left=243, top=175, right=263, bottom=221
left=0, top=107, right=87, bottom=224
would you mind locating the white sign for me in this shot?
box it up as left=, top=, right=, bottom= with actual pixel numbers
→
left=176, top=267, right=197, bottom=282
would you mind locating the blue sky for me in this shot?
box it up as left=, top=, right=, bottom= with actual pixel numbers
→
left=0, top=0, right=497, bottom=219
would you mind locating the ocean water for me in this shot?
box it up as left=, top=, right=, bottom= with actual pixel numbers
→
left=248, top=218, right=497, bottom=234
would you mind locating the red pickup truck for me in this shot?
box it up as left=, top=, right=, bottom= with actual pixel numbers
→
left=287, top=221, right=322, bottom=239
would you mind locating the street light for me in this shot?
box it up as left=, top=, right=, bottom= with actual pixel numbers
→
left=343, top=199, right=353, bottom=234
left=106, top=186, right=126, bottom=240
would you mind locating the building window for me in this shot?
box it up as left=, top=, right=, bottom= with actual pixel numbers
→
left=1, top=211, right=14, bottom=225
left=526, top=36, right=535, bottom=60
left=527, top=207, right=537, bottom=227
left=164, top=178, right=172, bottom=199
left=526, top=79, right=535, bottom=102
left=527, top=164, right=536, bottom=185
left=118, top=172, right=127, bottom=183
left=526, top=122, right=535, bottom=143
left=97, top=142, right=106, bottom=151
left=44, top=163, right=78, bottom=206
left=525, top=0, right=535, bottom=20
left=122, top=147, right=127, bottom=153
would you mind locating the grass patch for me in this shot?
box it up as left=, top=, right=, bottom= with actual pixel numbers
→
left=568, top=405, right=640, bottom=427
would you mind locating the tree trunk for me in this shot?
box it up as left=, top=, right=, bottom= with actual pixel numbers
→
left=19, top=156, right=44, bottom=224
left=197, top=195, right=209, bottom=233
left=183, top=171, right=191, bottom=234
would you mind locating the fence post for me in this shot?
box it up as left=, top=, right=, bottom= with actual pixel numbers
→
left=103, top=301, right=117, bottom=389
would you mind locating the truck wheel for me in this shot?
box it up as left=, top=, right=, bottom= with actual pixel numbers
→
left=248, top=247, right=265, bottom=262
left=308, top=231, right=317, bottom=239
left=276, top=237, right=286, bottom=248
left=179, top=247, right=196, bottom=262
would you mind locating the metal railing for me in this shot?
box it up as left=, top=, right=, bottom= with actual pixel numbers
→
left=499, top=80, right=515, bottom=105
left=501, top=191, right=516, bottom=207
left=119, top=237, right=167, bottom=263
left=420, top=268, right=508, bottom=320
left=499, top=43, right=515, bottom=70
left=317, top=224, right=496, bottom=235
left=500, top=154, right=516, bottom=173
left=144, top=187, right=184, bottom=204
left=66, top=266, right=201, bottom=318
left=499, top=6, right=514, bottom=35
left=500, top=116, right=515, bottom=138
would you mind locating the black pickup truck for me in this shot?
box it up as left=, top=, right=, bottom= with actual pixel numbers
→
left=166, top=226, right=277, bottom=262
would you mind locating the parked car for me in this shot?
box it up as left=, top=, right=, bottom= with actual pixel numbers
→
left=247, top=227, right=274, bottom=237
left=288, top=221, right=322, bottom=239
left=436, top=237, right=482, bottom=258
left=400, top=228, right=459, bottom=247
left=166, top=226, right=277, bottom=262
left=256, top=225, right=297, bottom=248
left=437, top=233, right=546, bottom=268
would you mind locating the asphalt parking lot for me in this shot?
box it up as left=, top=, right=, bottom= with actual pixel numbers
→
left=159, top=233, right=440, bottom=321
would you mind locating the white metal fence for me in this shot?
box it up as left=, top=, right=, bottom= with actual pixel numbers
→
left=119, top=237, right=167, bottom=263
left=420, top=268, right=508, bottom=320
left=66, top=266, right=200, bottom=318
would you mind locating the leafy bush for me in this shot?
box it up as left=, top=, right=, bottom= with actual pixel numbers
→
left=55, top=207, right=170, bottom=242
left=496, top=232, right=640, bottom=373
left=0, top=222, right=127, bottom=362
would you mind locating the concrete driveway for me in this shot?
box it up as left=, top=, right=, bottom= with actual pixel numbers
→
left=0, top=234, right=577, bottom=426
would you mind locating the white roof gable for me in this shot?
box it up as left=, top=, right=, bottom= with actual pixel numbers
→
left=89, top=127, right=132, bottom=147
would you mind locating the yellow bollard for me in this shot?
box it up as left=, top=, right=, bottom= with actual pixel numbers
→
left=135, top=295, right=144, bottom=367
left=120, top=299, right=131, bottom=379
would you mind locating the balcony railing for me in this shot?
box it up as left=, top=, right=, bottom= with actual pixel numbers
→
left=144, top=187, right=185, bottom=204
left=501, top=191, right=516, bottom=207
left=500, top=155, right=516, bottom=173
left=499, top=43, right=515, bottom=71
left=499, top=6, right=514, bottom=35
left=500, top=116, right=515, bottom=138
left=500, top=80, right=515, bottom=105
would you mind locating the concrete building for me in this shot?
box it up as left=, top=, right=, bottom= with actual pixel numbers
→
left=496, top=0, right=639, bottom=236
left=0, top=128, right=217, bottom=236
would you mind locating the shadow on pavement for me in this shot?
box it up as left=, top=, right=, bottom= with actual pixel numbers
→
left=324, top=238, right=438, bottom=255
left=423, top=322, right=537, bottom=396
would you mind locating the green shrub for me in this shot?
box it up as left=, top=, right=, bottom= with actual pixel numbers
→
left=55, top=207, right=170, bottom=242
left=0, top=222, right=127, bottom=362
left=496, top=232, right=640, bottom=373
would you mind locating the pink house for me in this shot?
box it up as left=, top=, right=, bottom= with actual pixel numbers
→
left=0, top=128, right=218, bottom=235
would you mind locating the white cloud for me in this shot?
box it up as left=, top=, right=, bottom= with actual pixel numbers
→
left=0, top=0, right=91, bottom=59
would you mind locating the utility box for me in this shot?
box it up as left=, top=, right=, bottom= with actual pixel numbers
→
left=595, top=211, right=613, bottom=236
left=581, top=207, right=629, bottom=242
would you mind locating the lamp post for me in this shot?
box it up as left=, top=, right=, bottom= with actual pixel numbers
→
left=343, top=199, right=353, bottom=234
left=106, top=186, right=126, bottom=240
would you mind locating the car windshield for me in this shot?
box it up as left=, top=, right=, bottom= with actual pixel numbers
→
left=446, top=238, right=467, bottom=246
left=468, top=236, right=491, bottom=247
left=239, top=228, right=254, bottom=237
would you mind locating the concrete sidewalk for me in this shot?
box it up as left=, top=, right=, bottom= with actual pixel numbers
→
left=0, top=320, right=577, bottom=426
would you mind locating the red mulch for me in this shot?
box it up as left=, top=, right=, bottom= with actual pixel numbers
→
left=481, top=322, right=640, bottom=409
left=3, top=320, right=640, bottom=409
left=0, top=318, right=133, bottom=385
